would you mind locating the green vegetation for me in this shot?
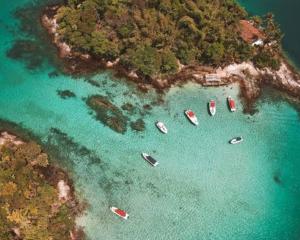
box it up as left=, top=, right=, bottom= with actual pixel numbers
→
left=55, top=0, right=282, bottom=78
left=0, top=141, right=78, bottom=240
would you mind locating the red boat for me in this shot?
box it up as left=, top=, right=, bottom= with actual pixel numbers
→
left=110, top=207, right=129, bottom=220
left=209, top=100, right=216, bottom=116
left=184, top=110, right=199, bottom=125
left=227, top=96, right=236, bottom=112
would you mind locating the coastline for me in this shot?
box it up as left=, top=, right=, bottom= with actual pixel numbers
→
left=41, top=5, right=300, bottom=113
left=0, top=121, right=85, bottom=240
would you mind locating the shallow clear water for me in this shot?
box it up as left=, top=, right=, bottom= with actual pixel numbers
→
left=1, top=1, right=300, bottom=240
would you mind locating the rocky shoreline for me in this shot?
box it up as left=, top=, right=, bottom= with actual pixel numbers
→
left=41, top=5, right=300, bottom=113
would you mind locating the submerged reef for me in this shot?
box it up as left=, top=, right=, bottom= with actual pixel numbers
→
left=130, top=118, right=145, bottom=132
left=0, top=131, right=84, bottom=240
left=86, top=96, right=148, bottom=133
left=57, top=89, right=76, bottom=99
left=86, top=95, right=129, bottom=134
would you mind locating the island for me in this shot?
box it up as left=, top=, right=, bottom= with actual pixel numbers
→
left=41, top=0, right=300, bottom=111
left=0, top=131, right=84, bottom=240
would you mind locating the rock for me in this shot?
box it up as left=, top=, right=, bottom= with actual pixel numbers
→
left=58, top=180, right=70, bottom=202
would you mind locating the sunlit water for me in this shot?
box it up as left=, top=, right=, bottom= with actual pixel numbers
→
left=1, top=1, right=300, bottom=239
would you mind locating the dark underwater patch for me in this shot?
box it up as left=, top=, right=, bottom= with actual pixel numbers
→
left=48, top=70, right=59, bottom=78
left=273, top=172, right=282, bottom=185
left=86, top=95, right=129, bottom=134
left=130, top=118, right=145, bottom=132
left=7, top=40, right=45, bottom=70
left=57, top=89, right=76, bottom=99
left=45, top=128, right=103, bottom=170
left=6, top=0, right=63, bottom=71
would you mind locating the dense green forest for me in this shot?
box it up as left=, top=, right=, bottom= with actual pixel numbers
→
left=55, top=0, right=282, bottom=78
left=0, top=141, right=78, bottom=240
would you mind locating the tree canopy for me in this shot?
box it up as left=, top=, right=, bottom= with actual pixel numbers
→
left=0, top=141, right=78, bottom=240
left=55, top=0, right=282, bottom=77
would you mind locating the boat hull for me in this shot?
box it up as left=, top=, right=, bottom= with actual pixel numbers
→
left=156, top=121, right=168, bottom=134
left=229, top=137, right=243, bottom=144
left=184, top=110, right=199, bottom=125
left=227, top=96, right=236, bottom=112
left=110, top=207, right=129, bottom=220
left=142, top=153, right=159, bottom=167
left=209, top=101, right=216, bottom=116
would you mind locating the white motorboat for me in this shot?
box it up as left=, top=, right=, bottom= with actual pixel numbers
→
left=229, top=137, right=243, bottom=144
left=141, top=153, right=159, bottom=167
left=155, top=121, right=168, bottom=134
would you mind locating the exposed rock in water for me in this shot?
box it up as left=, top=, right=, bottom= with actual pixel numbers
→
left=57, top=89, right=76, bottom=99
left=130, top=119, right=145, bottom=132
left=86, top=95, right=128, bottom=134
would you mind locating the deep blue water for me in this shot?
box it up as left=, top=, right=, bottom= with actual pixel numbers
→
left=1, top=1, right=300, bottom=239
left=239, top=0, right=300, bottom=69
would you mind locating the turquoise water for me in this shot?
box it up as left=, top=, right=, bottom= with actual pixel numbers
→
left=239, top=0, right=300, bottom=69
left=1, top=1, right=300, bottom=240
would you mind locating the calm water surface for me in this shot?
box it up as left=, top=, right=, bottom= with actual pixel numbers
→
left=1, top=1, right=300, bottom=239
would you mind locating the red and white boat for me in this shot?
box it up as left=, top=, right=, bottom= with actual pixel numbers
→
left=184, top=110, right=199, bottom=125
left=209, top=100, right=216, bottom=116
left=110, top=207, right=129, bottom=220
left=227, top=96, right=236, bottom=112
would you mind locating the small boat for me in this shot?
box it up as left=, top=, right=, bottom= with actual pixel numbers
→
left=184, top=110, right=199, bottom=125
left=209, top=100, right=216, bottom=116
left=110, top=207, right=129, bottom=220
left=227, top=96, right=236, bottom=112
left=229, top=137, right=243, bottom=144
left=155, top=121, right=168, bottom=134
left=141, top=153, right=159, bottom=167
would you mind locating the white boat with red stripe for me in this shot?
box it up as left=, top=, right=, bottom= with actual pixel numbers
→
left=227, top=96, right=236, bottom=112
left=184, top=109, right=199, bottom=125
left=110, top=207, right=129, bottom=220
left=209, top=100, right=216, bottom=116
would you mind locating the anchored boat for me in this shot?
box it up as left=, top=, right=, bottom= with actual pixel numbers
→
left=227, top=96, right=236, bottom=112
left=184, top=110, right=199, bottom=125
left=142, top=153, right=159, bottom=167
left=229, top=137, right=243, bottom=144
left=209, top=100, right=216, bottom=116
left=155, top=121, right=168, bottom=134
left=110, top=207, right=129, bottom=220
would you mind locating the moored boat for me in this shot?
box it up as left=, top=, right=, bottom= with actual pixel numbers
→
left=110, top=207, right=129, bottom=220
left=184, top=110, right=199, bottom=125
left=229, top=137, right=243, bottom=144
left=209, top=100, right=216, bottom=116
left=155, top=121, right=168, bottom=134
left=142, top=153, right=159, bottom=167
left=227, top=96, right=236, bottom=112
